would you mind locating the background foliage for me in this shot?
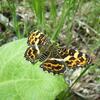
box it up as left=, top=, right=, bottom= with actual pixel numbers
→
left=0, top=0, right=100, bottom=100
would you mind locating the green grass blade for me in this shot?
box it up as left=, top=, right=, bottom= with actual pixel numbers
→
left=7, top=0, right=21, bottom=38
left=29, top=0, right=45, bottom=30
left=51, top=0, right=80, bottom=40
left=51, top=0, right=67, bottom=40
left=50, top=0, right=57, bottom=21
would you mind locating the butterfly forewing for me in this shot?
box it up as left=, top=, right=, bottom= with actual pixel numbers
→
left=58, top=47, right=92, bottom=69
left=27, top=30, right=50, bottom=46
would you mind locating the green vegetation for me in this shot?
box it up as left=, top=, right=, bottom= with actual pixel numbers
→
left=0, top=39, right=67, bottom=100
left=0, top=0, right=100, bottom=100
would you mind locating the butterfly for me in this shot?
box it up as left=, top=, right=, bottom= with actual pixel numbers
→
left=24, top=30, right=92, bottom=74
left=24, top=30, right=66, bottom=74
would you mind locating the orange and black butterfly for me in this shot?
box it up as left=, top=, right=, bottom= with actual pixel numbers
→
left=24, top=30, right=66, bottom=74
left=24, top=30, right=92, bottom=74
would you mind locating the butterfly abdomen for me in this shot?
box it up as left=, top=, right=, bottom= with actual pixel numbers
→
left=39, top=51, right=50, bottom=62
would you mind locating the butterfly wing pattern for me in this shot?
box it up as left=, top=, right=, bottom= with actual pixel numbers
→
left=58, top=47, right=92, bottom=69
left=24, top=30, right=92, bottom=74
left=24, top=46, right=39, bottom=63
left=40, top=58, right=66, bottom=74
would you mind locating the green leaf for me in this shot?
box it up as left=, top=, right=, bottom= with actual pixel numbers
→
left=0, top=39, right=68, bottom=100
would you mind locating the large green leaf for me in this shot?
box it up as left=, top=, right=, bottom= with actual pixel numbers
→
left=0, top=39, right=68, bottom=100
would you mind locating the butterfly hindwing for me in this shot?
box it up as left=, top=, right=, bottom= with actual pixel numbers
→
left=24, top=46, right=40, bottom=63
left=40, top=58, right=66, bottom=74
